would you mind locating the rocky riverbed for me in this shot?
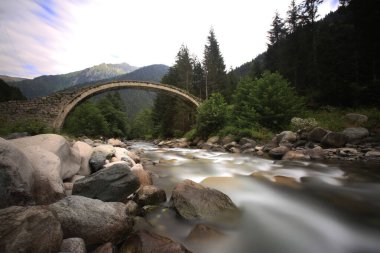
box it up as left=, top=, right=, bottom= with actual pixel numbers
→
left=0, top=124, right=379, bottom=252
left=0, top=134, right=239, bottom=253
left=156, top=125, right=380, bottom=162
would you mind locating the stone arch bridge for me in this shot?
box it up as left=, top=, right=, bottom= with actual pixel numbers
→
left=0, top=80, right=202, bottom=131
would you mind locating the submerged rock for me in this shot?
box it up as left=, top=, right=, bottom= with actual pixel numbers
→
left=133, top=185, right=167, bottom=207
left=0, top=206, right=62, bottom=253
left=186, top=224, right=226, bottom=242
left=170, top=179, right=239, bottom=222
left=119, top=230, right=192, bottom=253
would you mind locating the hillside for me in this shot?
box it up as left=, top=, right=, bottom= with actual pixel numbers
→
left=232, top=0, right=380, bottom=107
left=11, top=63, right=138, bottom=98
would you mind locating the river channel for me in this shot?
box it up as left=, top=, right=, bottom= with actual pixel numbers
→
left=130, top=142, right=380, bottom=253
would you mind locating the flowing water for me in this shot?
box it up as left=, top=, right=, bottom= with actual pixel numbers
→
left=130, top=142, right=380, bottom=253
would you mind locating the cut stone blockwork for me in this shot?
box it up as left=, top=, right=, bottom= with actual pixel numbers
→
left=0, top=81, right=202, bottom=131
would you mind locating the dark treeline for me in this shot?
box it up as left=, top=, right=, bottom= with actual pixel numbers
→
left=0, top=79, right=26, bottom=102
left=236, top=0, right=380, bottom=107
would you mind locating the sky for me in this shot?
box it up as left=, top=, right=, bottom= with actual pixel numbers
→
left=0, top=0, right=339, bottom=78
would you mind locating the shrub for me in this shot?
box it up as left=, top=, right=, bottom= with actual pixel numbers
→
left=233, top=72, right=305, bottom=130
left=196, top=93, right=229, bottom=138
left=290, top=117, right=318, bottom=131
left=184, top=128, right=197, bottom=141
left=0, top=118, right=50, bottom=136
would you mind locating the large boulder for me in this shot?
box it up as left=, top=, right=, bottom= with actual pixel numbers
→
left=170, top=179, right=239, bottom=222
left=308, top=127, right=330, bottom=143
left=321, top=132, right=348, bottom=148
left=119, top=230, right=192, bottom=253
left=0, top=138, right=35, bottom=208
left=22, top=146, right=65, bottom=204
left=344, top=113, right=368, bottom=126
left=10, top=134, right=81, bottom=179
left=342, top=127, right=369, bottom=142
left=206, top=136, right=220, bottom=144
left=239, top=137, right=256, bottom=146
left=72, top=163, right=140, bottom=202
left=275, top=131, right=297, bottom=144
left=48, top=195, right=134, bottom=246
left=131, top=164, right=153, bottom=186
left=0, top=206, right=62, bottom=253
left=73, top=141, right=93, bottom=176
left=60, top=238, right=86, bottom=253
left=133, top=185, right=166, bottom=207
left=268, top=146, right=289, bottom=160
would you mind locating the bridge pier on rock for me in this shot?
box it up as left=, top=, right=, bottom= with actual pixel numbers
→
left=0, top=81, right=202, bottom=132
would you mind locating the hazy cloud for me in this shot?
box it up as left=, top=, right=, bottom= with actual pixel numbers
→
left=0, top=0, right=338, bottom=78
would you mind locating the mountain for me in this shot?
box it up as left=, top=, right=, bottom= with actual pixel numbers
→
left=0, top=75, right=28, bottom=83
left=70, top=64, right=169, bottom=90
left=71, top=64, right=169, bottom=118
left=0, top=79, right=26, bottom=102
left=11, top=63, right=138, bottom=98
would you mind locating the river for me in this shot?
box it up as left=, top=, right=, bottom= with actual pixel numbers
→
left=130, top=142, right=380, bottom=253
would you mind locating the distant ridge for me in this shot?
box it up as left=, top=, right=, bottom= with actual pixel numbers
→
left=0, top=75, right=29, bottom=83
left=11, top=63, right=138, bottom=99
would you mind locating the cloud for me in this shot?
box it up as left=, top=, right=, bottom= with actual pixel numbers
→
left=0, top=0, right=338, bottom=78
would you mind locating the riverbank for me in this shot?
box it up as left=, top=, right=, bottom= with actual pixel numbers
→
left=155, top=122, right=380, bottom=163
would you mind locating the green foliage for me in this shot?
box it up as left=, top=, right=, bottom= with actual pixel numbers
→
left=303, top=107, right=380, bottom=133
left=64, top=101, right=109, bottom=137
left=130, top=109, right=154, bottom=140
left=233, top=72, right=304, bottom=130
left=0, top=118, right=50, bottom=137
left=97, top=93, right=130, bottom=137
left=196, top=93, right=228, bottom=138
left=184, top=128, right=197, bottom=141
left=203, top=28, right=228, bottom=98
left=217, top=125, right=274, bottom=141
left=63, top=91, right=130, bottom=138
left=217, top=125, right=251, bottom=141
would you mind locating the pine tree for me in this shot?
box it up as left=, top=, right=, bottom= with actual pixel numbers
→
left=174, top=45, right=193, bottom=92
left=203, top=28, right=227, bottom=98
left=300, top=0, right=324, bottom=26
left=192, top=59, right=205, bottom=99
left=286, top=0, right=301, bottom=33
left=268, top=11, right=287, bottom=45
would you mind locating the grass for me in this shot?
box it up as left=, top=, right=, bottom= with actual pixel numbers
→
left=303, top=107, right=380, bottom=135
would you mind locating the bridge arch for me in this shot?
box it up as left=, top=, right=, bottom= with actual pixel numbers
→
left=53, top=81, right=201, bottom=131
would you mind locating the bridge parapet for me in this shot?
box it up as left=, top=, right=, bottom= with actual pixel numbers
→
left=0, top=80, right=202, bottom=131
